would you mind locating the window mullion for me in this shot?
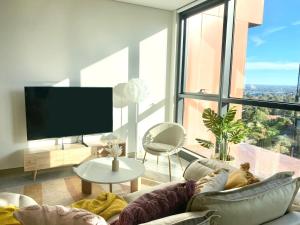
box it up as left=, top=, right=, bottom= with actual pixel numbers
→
left=218, top=0, right=235, bottom=115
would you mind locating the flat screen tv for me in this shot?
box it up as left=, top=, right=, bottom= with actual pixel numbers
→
left=24, top=87, right=113, bottom=140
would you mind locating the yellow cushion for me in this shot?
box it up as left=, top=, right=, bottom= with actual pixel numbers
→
left=225, top=162, right=260, bottom=190
left=0, top=206, right=20, bottom=225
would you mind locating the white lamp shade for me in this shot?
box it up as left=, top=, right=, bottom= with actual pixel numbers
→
left=113, top=83, right=129, bottom=108
left=124, top=78, right=149, bottom=103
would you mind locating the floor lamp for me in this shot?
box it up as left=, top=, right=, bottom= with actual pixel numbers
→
left=113, top=83, right=129, bottom=140
left=124, top=78, right=149, bottom=158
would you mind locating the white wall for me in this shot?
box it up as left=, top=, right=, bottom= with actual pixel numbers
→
left=0, top=0, right=174, bottom=169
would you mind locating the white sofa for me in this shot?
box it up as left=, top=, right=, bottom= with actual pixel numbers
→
left=2, top=158, right=300, bottom=225
left=108, top=158, right=300, bottom=225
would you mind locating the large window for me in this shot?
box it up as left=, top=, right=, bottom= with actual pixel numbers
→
left=176, top=0, right=300, bottom=177
left=184, top=4, right=224, bottom=94
left=230, top=0, right=300, bottom=103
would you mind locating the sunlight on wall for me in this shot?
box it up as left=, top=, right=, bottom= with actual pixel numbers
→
left=80, top=48, right=129, bottom=87
left=137, top=29, right=168, bottom=151
left=139, top=29, right=167, bottom=113
left=80, top=48, right=129, bottom=138
left=53, top=78, right=70, bottom=87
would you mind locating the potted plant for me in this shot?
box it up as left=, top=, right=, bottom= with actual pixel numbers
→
left=196, top=107, right=248, bottom=161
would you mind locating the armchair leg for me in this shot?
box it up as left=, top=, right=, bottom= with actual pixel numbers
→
left=157, top=156, right=159, bottom=165
left=168, top=155, right=172, bottom=181
left=177, top=153, right=183, bottom=171
left=142, top=151, right=147, bottom=163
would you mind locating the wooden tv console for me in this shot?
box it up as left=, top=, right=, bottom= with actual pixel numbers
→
left=24, top=144, right=92, bottom=181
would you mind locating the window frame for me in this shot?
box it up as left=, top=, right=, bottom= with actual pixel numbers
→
left=175, top=0, right=300, bottom=153
left=175, top=0, right=300, bottom=121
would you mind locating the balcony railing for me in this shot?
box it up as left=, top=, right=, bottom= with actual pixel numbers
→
left=186, top=143, right=300, bottom=178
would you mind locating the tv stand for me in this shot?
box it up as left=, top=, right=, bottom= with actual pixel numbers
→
left=57, top=136, right=88, bottom=150
left=24, top=144, right=92, bottom=181
left=80, top=135, right=88, bottom=147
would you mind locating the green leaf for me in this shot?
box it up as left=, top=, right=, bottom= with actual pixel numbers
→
left=198, top=107, right=248, bottom=148
left=223, top=107, right=237, bottom=124
left=202, top=108, right=222, bottom=138
left=195, top=138, right=214, bottom=149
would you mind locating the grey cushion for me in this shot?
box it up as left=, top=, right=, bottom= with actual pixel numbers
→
left=139, top=211, right=219, bottom=225
left=262, top=212, right=300, bottom=225
left=146, top=142, right=175, bottom=152
left=0, top=192, right=37, bottom=208
left=187, top=172, right=299, bottom=225
left=183, top=160, right=214, bottom=181
left=184, top=158, right=235, bottom=181
left=194, top=169, right=229, bottom=194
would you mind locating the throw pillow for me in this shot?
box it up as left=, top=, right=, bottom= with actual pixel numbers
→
left=183, top=160, right=214, bottom=181
left=194, top=169, right=229, bottom=194
left=112, top=180, right=196, bottom=225
left=187, top=171, right=299, bottom=225
left=183, top=158, right=235, bottom=181
left=14, top=205, right=107, bottom=225
left=225, top=162, right=259, bottom=189
left=0, top=206, right=20, bottom=225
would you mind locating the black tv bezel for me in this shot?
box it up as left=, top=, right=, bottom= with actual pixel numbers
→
left=24, top=86, right=113, bottom=141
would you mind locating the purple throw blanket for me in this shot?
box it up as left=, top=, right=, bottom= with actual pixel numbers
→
left=112, top=180, right=195, bottom=225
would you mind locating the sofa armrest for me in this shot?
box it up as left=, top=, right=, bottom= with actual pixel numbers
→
left=0, top=192, right=37, bottom=208
left=139, top=211, right=219, bottom=225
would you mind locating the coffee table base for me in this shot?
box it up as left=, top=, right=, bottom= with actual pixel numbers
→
left=81, top=177, right=141, bottom=194
left=82, top=180, right=92, bottom=194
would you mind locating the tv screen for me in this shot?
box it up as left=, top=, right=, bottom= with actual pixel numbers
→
left=25, top=87, right=113, bottom=140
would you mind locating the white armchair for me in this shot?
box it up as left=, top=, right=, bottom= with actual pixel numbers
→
left=142, top=122, right=186, bottom=181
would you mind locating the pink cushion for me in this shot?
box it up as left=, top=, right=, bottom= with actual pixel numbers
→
left=14, top=205, right=107, bottom=225
left=112, top=180, right=195, bottom=225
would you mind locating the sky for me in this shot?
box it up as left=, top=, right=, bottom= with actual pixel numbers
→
left=245, top=0, right=300, bottom=86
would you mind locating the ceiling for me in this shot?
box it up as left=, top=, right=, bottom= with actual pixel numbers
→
left=114, top=0, right=197, bottom=11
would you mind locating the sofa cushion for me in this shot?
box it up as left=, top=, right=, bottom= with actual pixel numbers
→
left=139, top=211, right=219, bottom=225
left=183, top=160, right=214, bottom=181
left=262, top=212, right=300, bottom=225
left=14, top=205, right=107, bottom=225
left=195, top=169, right=228, bottom=194
left=183, top=158, right=235, bottom=181
left=187, top=172, right=299, bottom=225
left=225, top=163, right=260, bottom=190
left=114, top=181, right=195, bottom=225
left=146, top=143, right=174, bottom=152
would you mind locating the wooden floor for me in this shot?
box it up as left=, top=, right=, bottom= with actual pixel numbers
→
left=0, top=153, right=188, bottom=206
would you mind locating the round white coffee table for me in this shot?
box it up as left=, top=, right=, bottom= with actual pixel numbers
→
left=73, top=157, right=145, bottom=194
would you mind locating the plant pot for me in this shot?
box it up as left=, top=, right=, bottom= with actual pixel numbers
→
left=112, top=157, right=119, bottom=172
left=213, top=153, right=235, bottom=162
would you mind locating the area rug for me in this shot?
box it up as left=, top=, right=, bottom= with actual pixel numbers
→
left=0, top=176, right=160, bottom=206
